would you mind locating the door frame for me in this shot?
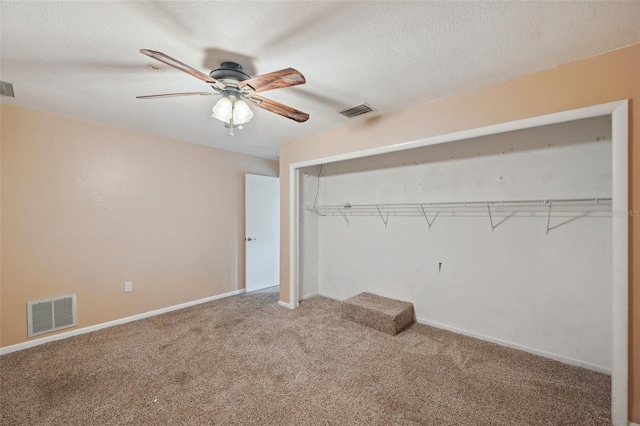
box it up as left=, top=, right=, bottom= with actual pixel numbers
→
left=288, top=100, right=629, bottom=425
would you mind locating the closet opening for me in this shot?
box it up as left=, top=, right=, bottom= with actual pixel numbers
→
left=289, top=100, right=628, bottom=425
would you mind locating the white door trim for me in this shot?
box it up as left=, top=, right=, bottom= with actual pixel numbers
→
left=288, top=100, right=629, bottom=425
left=611, top=100, right=629, bottom=426
left=289, top=167, right=301, bottom=307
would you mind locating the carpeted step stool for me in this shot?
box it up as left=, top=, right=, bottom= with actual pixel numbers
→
left=340, top=292, right=415, bottom=335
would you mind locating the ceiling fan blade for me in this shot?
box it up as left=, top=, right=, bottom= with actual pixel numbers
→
left=238, top=68, right=306, bottom=93
left=140, top=49, right=224, bottom=89
left=136, top=92, right=215, bottom=99
left=249, top=95, right=309, bottom=123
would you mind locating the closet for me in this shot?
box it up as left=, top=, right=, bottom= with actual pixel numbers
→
left=299, top=116, right=612, bottom=373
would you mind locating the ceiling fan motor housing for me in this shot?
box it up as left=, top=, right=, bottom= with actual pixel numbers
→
left=209, top=62, right=250, bottom=84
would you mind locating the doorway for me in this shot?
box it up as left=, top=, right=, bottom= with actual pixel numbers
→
left=245, top=174, right=280, bottom=293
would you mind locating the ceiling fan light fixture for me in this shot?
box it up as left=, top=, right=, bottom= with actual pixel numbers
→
left=212, top=95, right=254, bottom=128
left=212, top=97, right=233, bottom=123
left=138, top=51, right=309, bottom=134
left=233, top=99, right=254, bottom=125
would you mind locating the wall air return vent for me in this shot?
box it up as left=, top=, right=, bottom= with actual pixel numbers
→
left=0, top=81, right=15, bottom=97
left=27, top=294, right=77, bottom=337
left=338, top=103, right=375, bottom=118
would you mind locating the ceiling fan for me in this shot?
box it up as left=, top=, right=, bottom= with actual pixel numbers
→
left=137, top=49, right=309, bottom=135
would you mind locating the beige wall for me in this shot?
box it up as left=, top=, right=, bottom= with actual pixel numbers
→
left=279, top=44, right=640, bottom=420
left=0, top=104, right=277, bottom=347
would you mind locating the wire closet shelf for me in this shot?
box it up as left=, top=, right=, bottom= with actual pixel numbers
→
left=305, top=197, right=612, bottom=233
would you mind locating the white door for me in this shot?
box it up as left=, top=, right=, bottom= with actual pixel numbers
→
left=245, top=174, right=280, bottom=292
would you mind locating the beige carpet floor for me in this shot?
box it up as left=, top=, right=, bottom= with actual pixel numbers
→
left=0, top=288, right=610, bottom=425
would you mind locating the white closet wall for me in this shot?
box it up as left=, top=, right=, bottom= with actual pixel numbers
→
left=306, top=117, right=613, bottom=372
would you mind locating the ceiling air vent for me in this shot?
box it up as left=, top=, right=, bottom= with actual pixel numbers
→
left=0, top=81, right=15, bottom=97
left=339, top=103, right=375, bottom=118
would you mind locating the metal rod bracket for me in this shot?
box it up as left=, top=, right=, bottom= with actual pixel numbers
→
left=337, top=207, right=350, bottom=226
left=376, top=205, right=389, bottom=228
left=420, top=204, right=435, bottom=230
left=545, top=201, right=553, bottom=235
left=487, top=204, right=496, bottom=232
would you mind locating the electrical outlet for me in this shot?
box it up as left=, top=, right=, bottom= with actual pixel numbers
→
left=125, top=282, right=133, bottom=292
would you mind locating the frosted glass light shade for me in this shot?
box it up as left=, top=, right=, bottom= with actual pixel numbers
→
left=212, top=97, right=233, bottom=123
left=233, top=99, right=254, bottom=124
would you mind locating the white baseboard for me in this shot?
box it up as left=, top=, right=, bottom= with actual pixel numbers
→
left=315, top=291, right=610, bottom=375
left=318, top=292, right=346, bottom=301
left=416, top=317, right=611, bottom=375
left=0, top=289, right=245, bottom=355
left=278, top=300, right=294, bottom=309
left=629, top=422, right=639, bottom=426
left=300, top=292, right=319, bottom=301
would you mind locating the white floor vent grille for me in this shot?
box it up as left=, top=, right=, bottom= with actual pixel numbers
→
left=27, top=295, right=77, bottom=337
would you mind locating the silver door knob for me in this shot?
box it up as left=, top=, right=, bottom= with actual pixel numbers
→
left=246, top=237, right=256, bottom=241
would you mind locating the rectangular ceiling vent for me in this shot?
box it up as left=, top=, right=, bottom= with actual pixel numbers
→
left=339, top=103, right=375, bottom=118
left=0, top=81, right=15, bottom=97
left=27, top=294, right=77, bottom=337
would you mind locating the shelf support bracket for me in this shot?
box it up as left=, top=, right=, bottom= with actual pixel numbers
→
left=487, top=204, right=497, bottom=232
left=305, top=206, right=322, bottom=216
left=376, top=205, right=389, bottom=228
left=337, top=207, right=350, bottom=226
left=545, top=201, right=553, bottom=235
left=420, top=204, right=435, bottom=230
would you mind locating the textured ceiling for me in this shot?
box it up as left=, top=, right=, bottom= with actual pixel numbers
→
left=1, top=2, right=638, bottom=159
